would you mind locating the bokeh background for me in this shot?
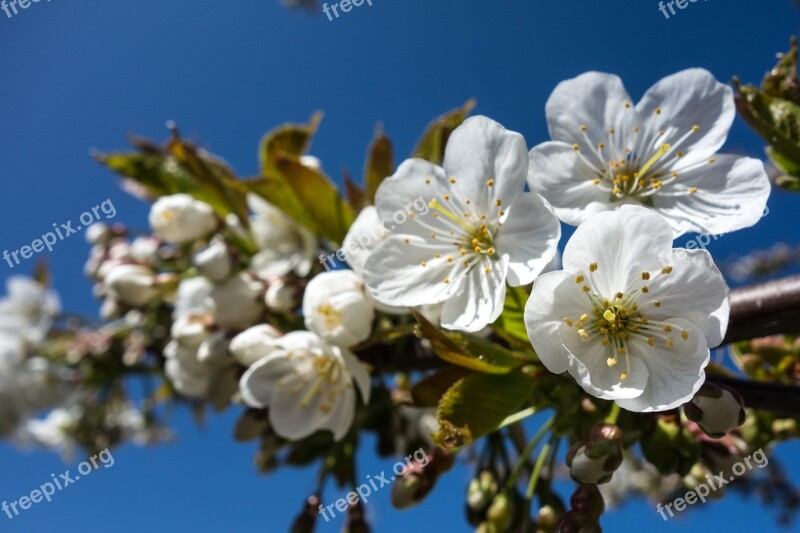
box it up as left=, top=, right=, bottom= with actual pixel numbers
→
left=1, top=0, right=800, bottom=531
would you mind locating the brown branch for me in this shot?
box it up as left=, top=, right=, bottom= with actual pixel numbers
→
left=723, top=274, right=800, bottom=345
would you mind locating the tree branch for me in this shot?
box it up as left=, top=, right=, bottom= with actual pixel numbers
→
left=722, top=274, right=800, bottom=345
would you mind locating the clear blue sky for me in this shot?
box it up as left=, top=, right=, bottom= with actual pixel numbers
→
left=1, top=0, right=799, bottom=531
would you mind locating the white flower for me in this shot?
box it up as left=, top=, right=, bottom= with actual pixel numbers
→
left=264, top=278, right=298, bottom=312
left=248, top=194, right=318, bottom=277
left=342, top=206, right=388, bottom=276
left=0, top=276, right=61, bottom=345
left=528, top=69, right=770, bottom=237
left=174, top=276, right=214, bottom=318
left=129, top=236, right=161, bottom=264
left=230, top=324, right=283, bottom=367
left=164, top=340, right=212, bottom=398
left=170, top=315, right=211, bottom=348
left=524, top=206, right=729, bottom=412
left=210, top=273, right=264, bottom=330
left=192, top=237, right=233, bottom=282
left=239, top=331, right=371, bottom=441
left=363, top=115, right=561, bottom=332
left=149, top=194, right=218, bottom=244
left=342, top=207, right=407, bottom=315
left=15, top=408, right=77, bottom=461
left=105, top=264, right=162, bottom=307
left=196, top=332, right=230, bottom=365
left=303, top=270, right=375, bottom=347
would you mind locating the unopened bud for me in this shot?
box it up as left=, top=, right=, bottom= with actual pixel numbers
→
left=486, top=492, right=514, bottom=530
left=265, top=278, right=298, bottom=312
left=467, top=470, right=498, bottom=511
left=684, top=383, right=746, bottom=439
left=566, top=424, right=623, bottom=484
left=193, top=238, right=233, bottom=282
left=290, top=495, right=319, bottom=533
left=342, top=501, right=370, bottom=533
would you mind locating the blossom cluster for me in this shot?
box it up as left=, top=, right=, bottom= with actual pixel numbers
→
left=0, top=66, right=785, bottom=530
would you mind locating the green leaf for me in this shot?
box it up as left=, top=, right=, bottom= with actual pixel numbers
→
left=96, top=133, right=249, bottom=225
left=251, top=113, right=355, bottom=243
left=410, top=366, right=472, bottom=408
left=434, top=370, right=533, bottom=449
left=364, top=128, right=394, bottom=202
left=412, top=309, right=527, bottom=374
left=492, top=284, right=534, bottom=350
left=413, top=100, right=476, bottom=165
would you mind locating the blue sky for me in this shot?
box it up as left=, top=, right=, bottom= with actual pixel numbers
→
left=1, top=0, right=799, bottom=531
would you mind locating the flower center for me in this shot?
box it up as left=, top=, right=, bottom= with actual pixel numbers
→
left=410, top=177, right=505, bottom=283
left=571, top=112, right=713, bottom=201
left=564, top=262, right=691, bottom=383
left=316, top=303, right=343, bottom=330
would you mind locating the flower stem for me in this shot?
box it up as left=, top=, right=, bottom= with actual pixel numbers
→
left=604, top=403, right=621, bottom=425
left=505, top=416, right=553, bottom=490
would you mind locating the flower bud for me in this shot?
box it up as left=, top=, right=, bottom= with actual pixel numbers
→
left=486, top=492, right=514, bottom=531
left=105, top=264, right=162, bottom=307
left=302, top=270, right=375, bottom=348
left=130, top=236, right=161, bottom=263
left=569, top=484, right=604, bottom=520
left=171, top=315, right=211, bottom=348
left=149, top=194, right=217, bottom=244
left=467, top=471, right=498, bottom=511
left=85, top=223, right=113, bottom=245
left=290, top=495, right=319, bottom=533
left=197, top=331, right=230, bottom=365
left=229, top=324, right=282, bottom=367
left=566, top=425, right=623, bottom=484
left=193, top=238, right=233, bottom=282
left=684, top=383, right=746, bottom=439
left=342, top=501, right=370, bottom=533
left=265, top=278, right=298, bottom=312
left=210, top=273, right=265, bottom=330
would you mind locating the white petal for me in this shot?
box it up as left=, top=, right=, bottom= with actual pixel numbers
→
left=442, top=116, right=528, bottom=211
left=341, top=348, right=372, bottom=404
left=562, top=205, right=673, bottom=296
left=374, top=159, right=448, bottom=230
left=440, top=257, right=508, bottom=332
left=644, top=248, right=730, bottom=347
left=362, top=235, right=457, bottom=307
left=654, top=155, right=770, bottom=236
left=322, top=386, right=356, bottom=441
left=343, top=206, right=386, bottom=276
left=268, top=370, right=352, bottom=441
left=616, top=319, right=709, bottom=413
left=528, top=141, right=615, bottom=226
left=560, top=324, right=649, bottom=401
left=238, top=352, right=297, bottom=408
left=524, top=271, right=586, bottom=374
left=494, top=192, right=561, bottom=286
left=636, top=69, right=735, bottom=168
left=545, top=72, right=637, bottom=162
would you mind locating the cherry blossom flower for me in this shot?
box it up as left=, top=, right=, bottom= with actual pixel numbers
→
left=149, top=194, right=218, bottom=244
left=528, top=69, right=770, bottom=236
left=248, top=194, right=318, bottom=277
left=239, top=331, right=371, bottom=440
left=363, top=116, right=561, bottom=332
left=303, top=270, right=375, bottom=348
left=524, top=206, right=729, bottom=412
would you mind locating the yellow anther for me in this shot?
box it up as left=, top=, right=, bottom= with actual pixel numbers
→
left=576, top=275, right=585, bottom=284
left=486, top=179, right=494, bottom=187
left=641, top=272, right=650, bottom=280
left=580, top=314, right=589, bottom=322
left=603, top=310, right=616, bottom=322
left=647, top=338, right=655, bottom=346
left=663, top=325, right=672, bottom=332
left=589, top=263, right=598, bottom=272
left=661, top=266, right=673, bottom=274
left=681, top=330, right=689, bottom=340
left=578, top=329, right=589, bottom=340
left=620, top=371, right=629, bottom=381
left=607, top=358, right=617, bottom=367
